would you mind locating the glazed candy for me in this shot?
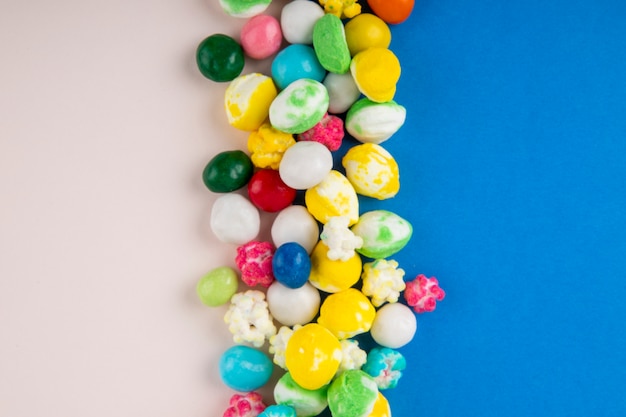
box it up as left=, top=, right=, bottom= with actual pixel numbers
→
left=196, top=266, right=239, bottom=307
left=272, top=242, right=311, bottom=289
left=196, top=34, right=244, bottom=82
left=362, top=347, right=406, bottom=390
left=342, top=143, right=400, bottom=200
left=278, top=141, right=333, bottom=190
left=350, top=47, right=401, bottom=103
left=247, top=122, right=295, bottom=170
left=351, top=210, right=412, bottom=259
left=225, top=73, right=278, bottom=131
left=267, top=281, right=320, bottom=326
left=220, top=345, right=274, bottom=392
left=304, top=170, right=359, bottom=226
left=323, top=72, right=361, bottom=114
left=274, top=372, right=329, bottom=417
left=224, top=290, right=277, bottom=347
left=361, top=259, right=405, bottom=307
left=280, top=0, right=325, bottom=45
left=298, top=113, right=344, bottom=152
left=271, top=205, right=320, bottom=254
left=337, top=339, right=367, bottom=374
left=210, top=194, right=260, bottom=244
left=367, top=0, right=414, bottom=24
left=308, top=240, right=361, bottom=293
left=223, top=392, right=267, bottom=417
left=370, top=302, right=416, bottom=348
left=247, top=169, right=297, bottom=212
left=241, top=14, right=282, bottom=60
left=258, top=405, right=297, bottom=417
left=272, top=44, right=326, bottom=90
left=203, top=150, right=254, bottom=193
left=368, top=392, right=391, bottom=417
left=219, top=0, right=271, bottom=18
left=312, top=14, right=351, bottom=74
left=235, top=241, right=275, bottom=287
left=317, top=288, right=376, bottom=339
left=319, top=216, right=363, bottom=262
left=269, top=78, right=329, bottom=134
left=327, top=370, right=379, bottom=417
left=345, top=98, right=406, bottom=145
left=404, top=274, right=446, bottom=313
left=344, top=13, right=391, bottom=56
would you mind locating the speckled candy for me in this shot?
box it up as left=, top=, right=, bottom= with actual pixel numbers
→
left=342, top=143, right=400, bottom=200
left=219, top=0, right=271, bottom=18
left=278, top=141, right=333, bottom=190
left=308, top=240, right=361, bottom=293
left=317, top=288, right=376, bottom=339
left=269, top=78, right=329, bottom=134
left=350, top=47, right=401, bottom=103
left=274, top=372, right=329, bottom=417
left=304, top=170, right=359, bottom=225
left=241, top=14, right=282, bottom=59
left=272, top=242, right=311, bottom=289
left=272, top=44, right=326, bottom=90
left=327, top=370, right=379, bottom=417
left=210, top=194, right=260, bottom=244
left=312, top=14, right=351, bottom=74
left=220, top=345, right=274, bottom=392
left=351, top=210, right=412, bottom=259
left=225, top=73, right=278, bottom=131
left=344, top=13, right=391, bottom=56
left=345, top=98, right=406, bottom=144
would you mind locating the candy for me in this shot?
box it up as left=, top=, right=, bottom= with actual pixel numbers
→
left=362, top=347, right=406, bottom=390
left=304, top=170, right=359, bottom=225
left=327, top=370, right=379, bottom=417
left=267, top=281, right=320, bottom=326
left=274, top=372, right=329, bottom=417
left=248, top=122, right=295, bottom=170
left=269, top=78, right=329, bottom=134
left=298, top=113, right=344, bottom=151
left=210, top=194, right=260, bottom=244
left=196, top=266, right=239, bottom=307
left=285, top=323, right=343, bottom=390
left=342, top=143, right=400, bottom=200
left=196, top=34, right=244, bottom=82
left=272, top=242, right=311, bottom=289
left=271, top=205, right=320, bottom=254
left=370, top=302, right=416, bottom=348
left=225, top=73, right=278, bottom=131
left=351, top=210, right=412, bottom=259
left=280, top=0, right=325, bottom=45
left=258, top=405, right=297, bottom=417
left=312, top=14, right=351, bottom=74
left=345, top=98, right=406, bottom=144
left=223, top=392, right=267, bottom=417
left=248, top=169, right=297, bottom=212
left=317, top=288, right=376, bottom=339
left=272, top=44, right=326, bottom=90
left=367, top=0, right=414, bottom=24
left=235, top=241, right=275, bottom=287
left=319, top=0, right=362, bottom=19
left=368, top=392, right=391, bottom=417
left=278, top=141, right=333, bottom=190
left=337, top=339, right=367, bottom=374
left=308, top=240, right=362, bottom=293
left=219, top=0, right=271, bottom=18
left=361, top=259, right=405, bottom=307
left=224, top=290, right=277, bottom=347
left=241, top=14, right=282, bottom=60
left=203, top=150, right=254, bottom=193
left=269, top=325, right=296, bottom=369
left=319, top=216, right=363, bottom=261
left=404, top=274, right=446, bottom=313
left=220, top=345, right=274, bottom=392
left=350, top=47, right=401, bottom=103
left=344, top=13, right=391, bottom=56
left=323, top=72, right=361, bottom=115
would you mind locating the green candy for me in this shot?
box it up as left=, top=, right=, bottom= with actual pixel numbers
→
left=218, top=0, right=271, bottom=18
left=196, top=266, right=239, bottom=307
left=313, top=14, right=351, bottom=74
left=196, top=34, right=244, bottom=82
left=327, top=370, right=378, bottom=417
left=269, top=78, right=329, bottom=134
left=274, top=372, right=329, bottom=417
left=202, top=150, right=253, bottom=193
left=351, top=210, right=413, bottom=259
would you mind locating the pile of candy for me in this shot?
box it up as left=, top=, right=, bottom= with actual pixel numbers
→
left=194, top=1, right=446, bottom=416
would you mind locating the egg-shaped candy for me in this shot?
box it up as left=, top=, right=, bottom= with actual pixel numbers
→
left=350, top=47, right=400, bottom=103
left=342, top=143, right=400, bottom=200
left=324, top=72, right=361, bottom=114
left=267, top=281, right=320, bottom=326
left=210, top=194, right=260, bottom=244
left=225, top=73, right=278, bottom=131
left=317, top=288, right=376, bottom=339
left=196, top=266, right=239, bottom=307
left=271, top=205, right=320, bottom=254
left=269, top=78, right=329, bottom=134
left=219, top=0, right=271, bottom=18
left=305, top=170, right=359, bottom=226
left=345, top=98, right=406, bottom=145
left=344, top=13, right=391, bottom=56
left=202, top=150, right=254, bottom=193
left=351, top=210, right=412, bottom=259
left=272, top=44, right=326, bottom=90
left=308, top=241, right=362, bottom=293
left=220, top=345, right=273, bottom=392
left=280, top=0, right=325, bottom=44
left=272, top=242, right=311, bottom=289
left=279, top=141, right=333, bottom=190
left=327, top=370, right=379, bottom=417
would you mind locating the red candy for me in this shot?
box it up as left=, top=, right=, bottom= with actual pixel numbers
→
left=247, top=169, right=297, bottom=212
left=223, top=392, right=267, bottom=417
left=298, top=113, right=345, bottom=151
left=404, top=274, right=446, bottom=313
left=235, top=241, right=275, bottom=287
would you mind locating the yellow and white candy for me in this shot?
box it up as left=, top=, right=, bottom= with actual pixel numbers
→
left=342, top=143, right=400, bottom=200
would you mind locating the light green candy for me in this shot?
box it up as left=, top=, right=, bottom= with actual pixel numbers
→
left=327, top=370, right=378, bottom=417
left=351, top=210, right=413, bottom=259
left=274, top=372, right=329, bottom=417
left=196, top=266, right=238, bottom=307
left=346, top=98, right=407, bottom=144
left=218, top=0, right=271, bottom=18
left=313, top=14, right=351, bottom=74
left=269, top=78, right=329, bottom=134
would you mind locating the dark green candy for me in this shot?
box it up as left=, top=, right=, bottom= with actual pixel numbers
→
left=202, top=150, right=253, bottom=192
left=196, top=34, right=244, bottom=82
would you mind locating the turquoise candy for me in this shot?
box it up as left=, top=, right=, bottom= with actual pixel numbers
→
left=196, top=34, right=244, bottom=82
left=362, top=347, right=406, bottom=390
left=269, top=78, right=329, bottom=134
left=219, top=345, right=273, bottom=392
left=202, top=150, right=253, bottom=193
left=351, top=210, right=413, bottom=259
left=327, top=370, right=379, bottom=417
left=259, top=405, right=297, bottom=417
left=312, top=14, right=351, bottom=74
left=271, top=44, right=326, bottom=90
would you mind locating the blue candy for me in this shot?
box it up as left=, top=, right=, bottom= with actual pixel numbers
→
left=259, top=405, right=297, bottom=417
left=219, top=345, right=273, bottom=392
left=271, top=44, right=326, bottom=90
left=272, top=242, right=311, bottom=289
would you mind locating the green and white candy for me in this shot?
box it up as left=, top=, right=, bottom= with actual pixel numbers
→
left=274, top=372, right=329, bottom=417
left=269, top=78, right=329, bottom=134
left=346, top=98, right=407, bottom=144
left=218, top=0, right=271, bottom=18
left=327, top=370, right=379, bottom=417
left=351, top=210, right=413, bottom=259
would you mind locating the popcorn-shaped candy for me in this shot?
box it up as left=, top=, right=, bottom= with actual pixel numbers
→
left=225, top=290, right=277, bottom=347
left=271, top=205, right=320, bottom=254
left=317, top=288, right=376, bottom=339
left=285, top=323, right=343, bottom=390
left=351, top=210, right=412, bottom=259
left=337, top=339, right=367, bottom=374
left=225, top=73, right=278, bottom=131
left=319, top=0, right=362, bottom=19
left=309, top=241, right=361, bottom=293
left=220, top=345, right=274, bottom=392
left=342, top=143, right=400, bottom=200
left=362, top=347, right=406, bottom=390
left=344, top=13, right=391, bottom=57
left=211, top=194, right=260, bottom=245
left=269, top=325, right=300, bottom=369
left=259, top=405, right=297, bottom=417
left=361, top=259, right=405, bottom=307
left=298, top=113, right=344, bottom=152
left=235, top=241, right=275, bottom=288
left=369, top=392, right=391, bottom=417
left=370, top=302, right=416, bottom=349
left=305, top=170, right=359, bottom=226
left=274, top=372, right=329, bottom=417
left=223, top=392, right=267, bottom=417
left=313, top=14, right=351, bottom=74
left=248, top=122, right=296, bottom=170
left=345, top=98, right=406, bottom=145
left=280, top=0, right=325, bottom=45
left=324, top=72, right=361, bottom=114
left=350, top=47, right=400, bottom=103
left=327, top=370, right=378, bottom=417
left=279, top=141, right=333, bottom=190
left=272, top=242, right=311, bottom=289
left=320, top=216, right=363, bottom=261
left=404, top=274, right=446, bottom=313
left=219, top=0, right=271, bottom=18
left=269, top=78, right=329, bottom=135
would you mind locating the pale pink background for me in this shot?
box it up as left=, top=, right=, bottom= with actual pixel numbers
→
left=0, top=1, right=288, bottom=415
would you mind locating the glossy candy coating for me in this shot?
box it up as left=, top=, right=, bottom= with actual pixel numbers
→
left=203, top=150, right=253, bottom=193
left=220, top=345, right=274, bottom=392
left=196, top=266, right=239, bottom=307
left=272, top=44, right=326, bottom=90
left=210, top=194, right=260, bottom=244
left=305, top=170, right=359, bottom=226
left=312, top=14, right=351, bottom=74
left=219, top=0, right=271, bottom=18
left=367, top=0, right=414, bottom=24
left=266, top=281, right=320, bottom=326
left=272, top=242, right=311, bottom=289
left=271, top=205, right=320, bottom=254
left=342, top=143, right=400, bottom=200
left=248, top=169, right=297, bottom=212
left=370, top=302, right=417, bottom=348
left=278, top=141, right=333, bottom=190
left=225, top=73, right=278, bottom=131
left=258, top=405, right=297, bottom=417
left=274, top=372, right=329, bottom=417
left=350, top=47, right=401, bottom=103
left=269, top=78, right=329, bottom=134
left=308, top=241, right=362, bottom=293
left=344, top=13, right=391, bottom=56
left=196, top=34, right=244, bottom=82
left=327, top=370, right=379, bottom=417
left=368, top=392, right=391, bottom=417
left=241, top=14, right=283, bottom=59
left=345, top=98, right=406, bottom=144
left=351, top=210, right=412, bottom=259
left=280, top=0, right=325, bottom=44
left=317, top=288, right=376, bottom=339
left=323, top=72, right=361, bottom=114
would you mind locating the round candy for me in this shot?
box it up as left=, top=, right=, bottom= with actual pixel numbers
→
left=350, top=47, right=401, bottom=103
left=370, top=302, right=417, bottom=348
left=241, top=14, right=282, bottom=59
left=278, top=141, right=333, bottom=190
left=323, top=72, right=361, bottom=115
left=312, top=14, right=351, bottom=74
left=202, top=150, right=253, bottom=193
left=219, top=0, right=271, bottom=18
left=196, top=34, right=244, bottom=82
left=344, top=13, right=392, bottom=56
left=305, top=170, right=359, bottom=226
left=285, top=323, right=343, bottom=390
left=345, top=98, right=406, bottom=144
left=210, top=194, right=260, bottom=244
left=248, top=169, right=297, bottom=212
left=225, top=73, right=278, bottom=131
left=219, top=345, right=274, bottom=392
left=317, top=288, right=376, bottom=339
left=259, top=405, right=297, bottom=417
left=271, top=205, right=320, bottom=254
left=274, top=372, right=329, bottom=417
left=280, top=0, right=325, bottom=44
left=272, top=242, right=311, bottom=289
left=269, top=78, right=329, bottom=134
left=367, top=0, right=414, bottom=24
left=271, top=44, right=326, bottom=90
left=327, top=370, right=379, bottom=417
left=308, top=240, right=361, bottom=293
left=196, top=266, right=239, bottom=307
left=351, top=210, right=412, bottom=259
left=266, top=281, right=320, bottom=326
left=342, top=143, right=400, bottom=200
left=369, top=392, right=391, bottom=417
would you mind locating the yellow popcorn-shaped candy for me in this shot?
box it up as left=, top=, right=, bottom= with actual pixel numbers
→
left=248, top=122, right=295, bottom=169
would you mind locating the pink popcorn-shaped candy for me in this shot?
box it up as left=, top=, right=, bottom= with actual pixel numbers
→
left=235, top=241, right=275, bottom=287
left=298, top=113, right=344, bottom=151
left=404, top=274, right=445, bottom=313
left=223, top=392, right=267, bottom=417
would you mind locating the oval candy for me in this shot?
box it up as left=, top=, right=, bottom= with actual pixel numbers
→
left=342, top=143, right=400, bottom=200
left=345, top=98, right=406, bottom=144
left=269, top=78, right=329, bottom=134
left=305, top=170, right=359, bottom=226
left=351, top=210, right=412, bottom=259
left=219, top=345, right=273, bottom=392
left=225, top=73, right=278, bottom=131
left=312, top=14, right=351, bottom=74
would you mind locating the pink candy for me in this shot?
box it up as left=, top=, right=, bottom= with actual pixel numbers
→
left=235, top=241, right=275, bottom=287
left=223, top=392, right=267, bottom=417
left=404, top=274, right=446, bottom=313
left=298, top=113, right=344, bottom=151
left=240, top=15, right=283, bottom=60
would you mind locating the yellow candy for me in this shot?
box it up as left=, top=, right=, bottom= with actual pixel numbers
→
left=247, top=122, right=295, bottom=169
left=345, top=13, right=391, bottom=56
left=305, top=170, right=359, bottom=226
left=342, top=143, right=400, bottom=199
left=368, top=392, right=391, bottom=417
left=350, top=48, right=400, bottom=103
left=225, top=73, right=277, bottom=131
left=319, top=0, right=361, bottom=19
left=317, top=288, right=376, bottom=339
left=285, top=323, right=343, bottom=390
left=309, top=241, right=362, bottom=293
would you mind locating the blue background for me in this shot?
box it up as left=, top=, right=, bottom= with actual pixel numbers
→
left=345, top=1, right=626, bottom=416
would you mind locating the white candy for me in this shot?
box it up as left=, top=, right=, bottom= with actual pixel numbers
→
left=370, top=303, right=417, bottom=349
left=224, top=290, right=277, bottom=347
left=320, top=216, right=363, bottom=261
left=271, top=205, right=320, bottom=253
left=210, top=194, right=260, bottom=244
left=267, top=281, right=321, bottom=326
left=337, top=339, right=367, bottom=374
left=280, top=0, right=325, bottom=44
left=279, top=141, right=333, bottom=189
left=324, top=72, right=361, bottom=114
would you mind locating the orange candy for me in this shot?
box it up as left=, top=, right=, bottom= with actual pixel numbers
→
left=367, top=0, right=414, bottom=24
